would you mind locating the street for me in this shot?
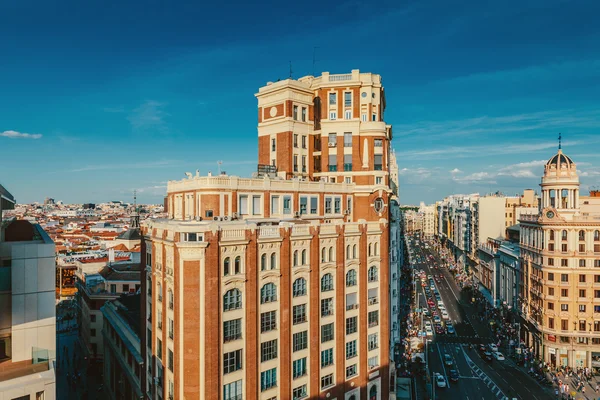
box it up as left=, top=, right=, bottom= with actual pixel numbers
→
left=407, top=234, right=553, bottom=400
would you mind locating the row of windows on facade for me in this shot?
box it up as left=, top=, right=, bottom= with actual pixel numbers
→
left=545, top=258, right=600, bottom=267
left=523, top=229, right=600, bottom=245
left=222, top=242, right=379, bottom=277
left=547, top=318, right=600, bottom=332
left=545, top=299, right=600, bottom=313
left=238, top=194, right=352, bottom=216
left=223, top=267, right=379, bottom=310
left=272, top=133, right=383, bottom=152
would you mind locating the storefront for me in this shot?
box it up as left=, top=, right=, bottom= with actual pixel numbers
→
left=574, top=351, right=587, bottom=368
left=592, top=352, right=600, bottom=373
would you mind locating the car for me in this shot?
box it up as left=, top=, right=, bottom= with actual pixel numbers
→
left=433, top=316, right=441, bottom=324
left=422, top=309, right=430, bottom=317
left=435, top=373, right=447, bottom=388
left=441, top=311, right=449, bottom=320
left=479, top=344, right=487, bottom=353
left=435, top=325, right=445, bottom=334
left=435, top=278, right=440, bottom=282
left=488, top=344, right=498, bottom=352
left=449, top=369, right=459, bottom=382
left=494, top=352, right=505, bottom=361
left=446, top=324, right=455, bottom=334
left=444, top=353, right=453, bottom=366
left=483, top=351, right=493, bottom=362
left=425, top=327, right=433, bottom=337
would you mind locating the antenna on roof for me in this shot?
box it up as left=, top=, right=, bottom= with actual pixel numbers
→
left=289, top=61, right=293, bottom=79
left=558, top=132, right=562, bottom=150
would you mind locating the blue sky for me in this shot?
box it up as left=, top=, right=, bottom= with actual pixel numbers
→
left=1, top=0, right=599, bottom=205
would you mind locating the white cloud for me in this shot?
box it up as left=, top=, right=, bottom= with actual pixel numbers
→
left=450, top=168, right=462, bottom=174
left=453, top=171, right=493, bottom=183
left=497, top=159, right=546, bottom=178
left=1, top=130, right=42, bottom=139
left=128, top=101, right=169, bottom=131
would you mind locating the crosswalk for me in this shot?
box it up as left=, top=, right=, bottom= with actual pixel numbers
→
left=463, top=349, right=509, bottom=400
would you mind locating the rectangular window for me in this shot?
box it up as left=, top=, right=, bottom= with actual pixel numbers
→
left=271, top=138, right=276, bottom=151
left=548, top=302, right=554, bottom=310
left=329, top=111, right=336, bottom=120
left=368, top=333, right=379, bottom=350
left=376, top=176, right=383, bottom=185
left=595, top=305, right=600, bottom=313
left=301, top=135, right=306, bottom=148
left=293, top=106, right=298, bottom=121
left=362, top=114, right=367, bottom=122
left=328, top=154, right=337, bottom=172
left=372, top=113, right=377, bottom=121
left=368, top=355, right=379, bottom=369
left=261, top=339, right=278, bottom=362
left=561, top=289, right=568, bottom=297
left=321, top=323, right=334, bottom=343
left=561, top=274, right=568, bottom=282
left=261, top=311, right=276, bottom=333
left=580, top=274, right=586, bottom=282
left=293, top=304, right=307, bottom=325
left=260, top=368, right=277, bottom=392
left=321, top=348, right=334, bottom=367
left=344, top=92, right=352, bottom=107
left=292, top=357, right=307, bottom=379
left=325, top=197, right=332, bottom=214
left=561, top=304, right=569, bottom=311
left=344, top=110, right=352, bottom=120
left=293, top=133, right=298, bottom=147
left=239, top=195, right=248, bottom=215
left=548, top=272, right=554, bottom=281
left=310, top=197, right=318, bottom=214
left=271, top=196, right=280, bottom=214
left=344, top=154, right=352, bottom=171
left=283, top=196, right=292, bottom=214
left=294, top=155, right=298, bottom=172
left=562, top=244, right=568, bottom=252
left=374, top=154, right=383, bottom=170
left=223, top=349, right=242, bottom=374
left=301, top=107, right=306, bottom=122
left=157, top=338, right=163, bottom=359
left=596, top=290, right=600, bottom=298
left=579, top=244, right=586, bottom=252
left=346, top=316, right=357, bottom=334
left=299, top=197, right=307, bottom=215
left=334, top=197, right=341, bottom=214
left=252, top=196, right=261, bottom=215
left=346, top=364, right=357, bottom=378
left=579, top=304, right=586, bottom=312
left=328, top=133, right=337, bottom=146
left=549, top=318, right=554, bottom=329
left=302, top=156, right=306, bottom=173
left=293, top=384, right=307, bottom=400
left=223, top=380, right=242, bottom=400
left=548, top=258, right=554, bottom=266
left=346, top=340, right=357, bottom=359
left=329, top=92, right=336, bottom=105
left=293, top=331, right=308, bottom=352
left=321, top=373, right=333, bottom=389
left=368, top=310, right=379, bottom=327
left=344, top=132, right=352, bottom=147
left=374, top=139, right=383, bottom=147
left=580, top=259, right=586, bottom=267
left=168, top=349, right=174, bottom=371
left=110, top=284, right=116, bottom=293
left=321, top=298, right=334, bottom=317
left=595, top=275, right=600, bottom=283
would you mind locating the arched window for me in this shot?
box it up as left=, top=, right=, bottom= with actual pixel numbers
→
left=346, top=245, right=351, bottom=260
left=369, top=385, right=377, bottom=400
left=346, top=269, right=357, bottom=287
left=550, top=230, right=555, bottom=240
left=270, top=252, right=277, bottom=270
left=293, top=278, right=306, bottom=297
left=579, top=230, right=585, bottom=241
left=321, top=273, right=334, bottom=292
left=353, top=244, right=357, bottom=259
left=595, top=230, right=600, bottom=241
left=260, top=283, right=277, bottom=304
left=223, top=289, right=242, bottom=311
left=368, top=266, right=378, bottom=282
left=234, top=256, right=241, bottom=274
left=301, top=249, right=307, bottom=265
left=261, top=254, right=267, bottom=271
left=329, top=246, right=335, bottom=262
left=157, top=282, right=162, bottom=301
left=168, top=289, right=174, bottom=310
left=293, top=250, right=298, bottom=267
left=224, top=257, right=230, bottom=276
left=321, top=247, right=327, bottom=262
left=368, top=243, right=372, bottom=257
left=562, top=230, right=568, bottom=241
left=375, top=242, right=379, bottom=256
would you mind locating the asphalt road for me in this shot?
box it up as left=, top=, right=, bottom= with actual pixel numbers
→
left=407, top=235, right=551, bottom=400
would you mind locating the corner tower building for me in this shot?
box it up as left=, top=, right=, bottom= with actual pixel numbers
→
left=142, top=71, right=395, bottom=400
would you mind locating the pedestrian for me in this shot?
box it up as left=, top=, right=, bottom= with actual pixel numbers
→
left=596, top=383, right=599, bottom=393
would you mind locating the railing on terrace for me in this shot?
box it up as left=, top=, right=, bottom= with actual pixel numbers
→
left=329, top=74, right=352, bottom=82
left=221, top=229, right=246, bottom=240
left=259, top=226, right=280, bottom=238
left=291, top=225, right=310, bottom=236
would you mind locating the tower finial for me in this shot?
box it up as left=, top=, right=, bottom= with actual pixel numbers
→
left=558, top=132, right=562, bottom=150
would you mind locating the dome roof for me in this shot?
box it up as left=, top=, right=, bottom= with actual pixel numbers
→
left=546, top=149, right=574, bottom=168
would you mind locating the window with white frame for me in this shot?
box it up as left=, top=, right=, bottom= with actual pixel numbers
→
left=239, top=195, right=248, bottom=215
left=293, top=358, right=307, bottom=379
left=346, top=340, right=357, bottom=359
left=260, top=283, right=277, bottom=304
left=293, top=278, right=306, bottom=297
left=271, top=195, right=279, bottom=214
left=223, top=380, right=242, bottom=400
left=321, top=348, right=334, bottom=367
left=252, top=195, right=261, bottom=215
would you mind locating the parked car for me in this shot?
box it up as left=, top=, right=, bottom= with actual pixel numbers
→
left=435, top=373, right=447, bottom=388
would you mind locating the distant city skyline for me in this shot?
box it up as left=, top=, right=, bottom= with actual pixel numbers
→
left=1, top=0, right=599, bottom=204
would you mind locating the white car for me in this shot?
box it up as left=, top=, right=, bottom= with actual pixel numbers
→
left=488, top=344, right=498, bottom=352
left=441, top=311, right=449, bottom=320
left=494, top=352, right=505, bottom=361
left=425, top=327, right=433, bottom=337
left=435, top=373, right=447, bottom=388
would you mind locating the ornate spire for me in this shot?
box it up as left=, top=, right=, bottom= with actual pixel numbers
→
left=558, top=132, right=562, bottom=150
left=130, top=190, right=140, bottom=229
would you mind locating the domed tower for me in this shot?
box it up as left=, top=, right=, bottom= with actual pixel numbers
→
left=540, top=139, right=580, bottom=221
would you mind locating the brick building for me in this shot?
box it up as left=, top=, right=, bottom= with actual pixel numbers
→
left=142, top=70, right=397, bottom=400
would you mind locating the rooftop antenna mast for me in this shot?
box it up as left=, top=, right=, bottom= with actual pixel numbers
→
left=558, top=132, right=562, bottom=150
left=133, top=190, right=137, bottom=213
left=217, top=160, right=223, bottom=175
left=289, top=61, right=293, bottom=79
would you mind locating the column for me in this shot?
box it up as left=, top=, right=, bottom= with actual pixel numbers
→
left=587, top=351, right=592, bottom=369
left=568, top=349, right=574, bottom=368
